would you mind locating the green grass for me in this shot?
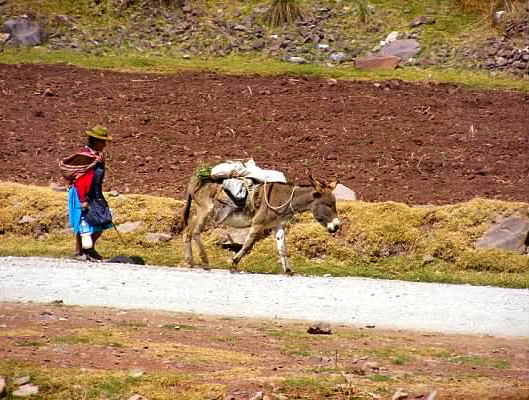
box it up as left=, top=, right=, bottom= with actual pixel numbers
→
left=448, top=355, right=510, bottom=369
left=1, top=48, right=527, bottom=91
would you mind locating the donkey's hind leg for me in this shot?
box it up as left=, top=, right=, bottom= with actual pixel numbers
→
left=182, top=219, right=196, bottom=268
left=193, top=206, right=215, bottom=269
left=183, top=205, right=213, bottom=269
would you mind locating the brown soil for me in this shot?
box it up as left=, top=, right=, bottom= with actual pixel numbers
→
left=0, top=63, right=528, bottom=204
left=1, top=302, right=528, bottom=400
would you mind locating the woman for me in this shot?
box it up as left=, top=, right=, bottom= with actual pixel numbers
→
left=59, top=125, right=113, bottom=261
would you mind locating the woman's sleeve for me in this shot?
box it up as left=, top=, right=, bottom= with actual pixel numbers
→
left=74, top=169, right=94, bottom=202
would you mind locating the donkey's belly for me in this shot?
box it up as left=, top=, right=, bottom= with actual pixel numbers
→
left=223, top=211, right=253, bottom=228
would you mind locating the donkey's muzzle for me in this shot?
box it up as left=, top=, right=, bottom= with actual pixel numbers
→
left=327, top=218, right=340, bottom=233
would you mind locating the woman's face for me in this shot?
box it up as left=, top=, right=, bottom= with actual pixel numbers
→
left=92, top=139, right=108, bottom=151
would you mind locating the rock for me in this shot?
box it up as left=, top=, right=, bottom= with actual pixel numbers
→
left=49, top=182, right=67, bottom=192
left=410, top=16, right=435, bottom=27
left=475, top=214, right=529, bottom=254
left=12, top=384, right=39, bottom=397
left=379, top=39, right=421, bottom=61
left=392, top=388, right=409, bottom=400
left=329, top=52, right=345, bottom=62
left=116, top=221, right=142, bottom=233
left=0, top=376, right=6, bottom=398
left=493, top=10, right=506, bottom=25
left=18, top=215, right=37, bottom=224
left=355, top=55, right=400, bottom=70
left=332, top=183, right=357, bottom=201
left=426, top=390, right=438, bottom=400
left=13, top=376, right=30, bottom=386
left=144, top=232, right=172, bottom=242
left=2, top=18, right=44, bottom=47
left=249, top=392, right=263, bottom=400
left=420, top=57, right=437, bottom=66
left=422, top=255, right=435, bottom=264
left=380, top=31, right=399, bottom=46
left=129, top=368, right=145, bottom=378
left=287, top=56, right=308, bottom=64
left=128, top=395, right=147, bottom=400
left=307, top=321, right=332, bottom=334
left=362, top=361, right=380, bottom=371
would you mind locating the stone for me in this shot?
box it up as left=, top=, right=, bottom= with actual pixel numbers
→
left=116, top=221, right=142, bottom=233
left=410, top=15, right=435, bottom=27
left=329, top=52, right=345, bottom=62
left=362, top=361, right=380, bottom=371
left=13, top=376, right=30, bottom=386
left=475, top=214, right=529, bottom=254
left=49, top=182, right=67, bottom=192
left=129, top=368, right=145, bottom=378
left=379, top=39, right=421, bottom=61
left=0, top=376, right=6, bottom=398
left=12, top=384, right=39, bottom=397
left=144, top=232, right=172, bottom=242
left=2, top=18, right=44, bottom=47
left=18, top=215, right=37, bottom=224
left=307, top=321, right=332, bottom=334
left=355, top=55, right=400, bottom=70
left=392, top=388, right=409, bottom=400
left=287, top=56, right=308, bottom=64
left=380, top=31, right=399, bottom=46
left=128, top=395, right=147, bottom=400
left=332, top=183, right=357, bottom=201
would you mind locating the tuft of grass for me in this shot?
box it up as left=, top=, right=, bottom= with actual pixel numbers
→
left=262, top=0, right=306, bottom=27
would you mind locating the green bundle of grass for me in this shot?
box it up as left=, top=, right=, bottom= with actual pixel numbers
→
left=195, top=163, right=212, bottom=183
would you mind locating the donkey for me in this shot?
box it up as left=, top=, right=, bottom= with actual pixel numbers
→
left=182, top=175, right=340, bottom=274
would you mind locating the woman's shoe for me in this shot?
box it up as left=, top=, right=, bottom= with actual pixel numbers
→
left=83, top=247, right=103, bottom=261
left=72, top=252, right=88, bottom=261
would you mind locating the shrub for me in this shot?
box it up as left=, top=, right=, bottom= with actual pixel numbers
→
left=262, top=0, right=305, bottom=27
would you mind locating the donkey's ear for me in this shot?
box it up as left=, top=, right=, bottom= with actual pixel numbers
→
left=309, top=175, right=324, bottom=191
left=327, top=178, right=338, bottom=191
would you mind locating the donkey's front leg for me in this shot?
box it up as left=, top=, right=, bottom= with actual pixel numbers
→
left=275, top=225, right=292, bottom=275
left=231, top=225, right=263, bottom=268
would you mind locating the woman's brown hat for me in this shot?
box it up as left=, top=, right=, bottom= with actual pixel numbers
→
left=85, top=125, right=112, bottom=141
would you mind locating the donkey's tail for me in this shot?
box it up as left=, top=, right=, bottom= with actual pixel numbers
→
left=182, top=190, right=193, bottom=228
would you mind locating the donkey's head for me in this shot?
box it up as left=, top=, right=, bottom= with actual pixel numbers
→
left=309, top=176, right=340, bottom=233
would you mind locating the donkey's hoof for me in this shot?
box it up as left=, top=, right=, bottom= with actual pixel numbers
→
left=182, top=262, right=194, bottom=269
left=229, top=267, right=240, bottom=274
left=200, top=264, right=212, bottom=271
left=286, top=269, right=294, bottom=276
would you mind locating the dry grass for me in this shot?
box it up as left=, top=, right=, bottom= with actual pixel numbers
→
left=0, top=181, right=527, bottom=287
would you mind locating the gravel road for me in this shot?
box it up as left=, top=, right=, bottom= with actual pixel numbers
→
left=1, top=256, right=527, bottom=337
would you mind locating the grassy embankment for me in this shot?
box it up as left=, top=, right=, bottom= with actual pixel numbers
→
left=0, top=0, right=527, bottom=90
left=1, top=181, right=527, bottom=288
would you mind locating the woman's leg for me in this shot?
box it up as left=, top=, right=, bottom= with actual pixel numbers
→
left=74, top=234, right=83, bottom=256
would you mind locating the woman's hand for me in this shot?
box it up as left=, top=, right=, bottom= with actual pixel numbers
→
left=81, top=201, right=89, bottom=211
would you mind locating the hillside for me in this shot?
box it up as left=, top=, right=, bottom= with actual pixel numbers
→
left=1, top=0, right=528, bottom=78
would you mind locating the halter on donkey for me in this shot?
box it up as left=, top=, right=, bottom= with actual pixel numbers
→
left=181, top=175, right=340, bottom=274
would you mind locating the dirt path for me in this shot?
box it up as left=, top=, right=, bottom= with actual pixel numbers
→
left=1, top=63, right=527, bottom=204
left=1, top=256, right=528, bottom=337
